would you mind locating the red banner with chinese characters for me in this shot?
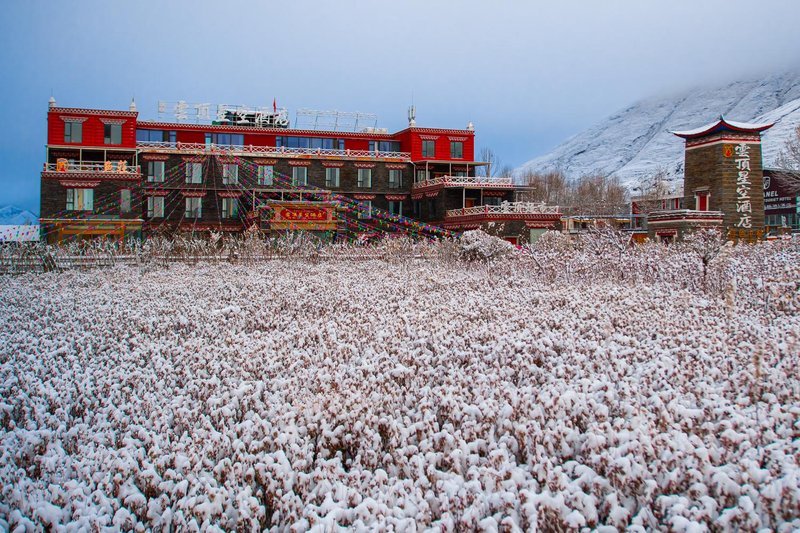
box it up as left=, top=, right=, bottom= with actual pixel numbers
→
left=277, top=206, right=329, bottom=222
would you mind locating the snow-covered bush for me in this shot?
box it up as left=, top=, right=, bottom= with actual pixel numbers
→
left=457, top=229, right=516, bottom=262
left=1, top=241, right=799, bottom=530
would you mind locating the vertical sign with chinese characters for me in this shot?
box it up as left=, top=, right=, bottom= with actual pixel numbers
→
left=734, top=143, right=752, bottom=228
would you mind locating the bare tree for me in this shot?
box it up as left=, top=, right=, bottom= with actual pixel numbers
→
left=479, top=147, right=500, bottom=177
left=517, top=170, right=569, bottom=205
left=777, top=124, right=800, bottom=170
left=632, top=167, right=673, bottom=225
left=569, top=173, right=629, bottom=217
left=683, top=228, right=724, bottom=293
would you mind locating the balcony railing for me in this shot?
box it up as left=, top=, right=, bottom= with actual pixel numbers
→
left=414, top=175, right=514, bottom=189
left=446, top=202, right=561, bottom=218
left=43, top=162, right=140, bottom=174
left=136, top=141, right=411, bottom=161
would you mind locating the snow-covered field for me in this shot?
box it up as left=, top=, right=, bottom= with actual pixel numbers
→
left=1, top=238, right=799, bottom=531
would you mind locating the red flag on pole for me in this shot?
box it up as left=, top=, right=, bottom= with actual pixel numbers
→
left=273, top=98, right=277, bottom=113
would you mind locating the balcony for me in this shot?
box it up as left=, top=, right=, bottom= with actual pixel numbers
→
left=136, top=141, right=411, bottom=162
left=42, top=161, right=141, bottom=182
left=412, top=175, right=514, bottom=194
left=443, top=202, right=562, bottom=229
left=647, top=209, right=724, bottom=224
left=447, top=202, right=561, bottom=218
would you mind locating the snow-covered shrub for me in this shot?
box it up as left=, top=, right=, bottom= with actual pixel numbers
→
left=1, top=238, right=799, bottom=530
left=457, top=229, right=516, bottom=262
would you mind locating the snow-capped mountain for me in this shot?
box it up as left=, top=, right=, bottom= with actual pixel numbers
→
left=517, top=72, right=800, bottom=194
left=0, top=205, right=38, bottom=225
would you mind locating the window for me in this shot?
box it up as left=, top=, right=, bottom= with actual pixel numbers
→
left=186, top=162, right=203, bottom=184
left=412, top=200, right=421, bottom=218
left=64, top=121, right=82, bottom=143
left=185, top=197, right=202, bottom=218
left=388, top=169, right=403, bottom=189
left=422, top=140, right=435, bottom=158
left=257, top=165, right=274, bottom=186
left=221, top=198, right=239, bottom=219
left=485, top=197, right=502, bottom=206
left=136, top=129, right=175, bottom=143
left=147, top=196, right=165, bottom=218
left=358, top=200, right=372, bottom=219
left=209, top=133, right=244, bottom=146
left=416, top=170, right=429, bottom=182
left=450, top=141, right=463, bottom=159
left=428, top=199, right=436, bottom=217
left=66, top=188, right=93, bottom=211
left=357, top=168, right=372, bottom=188
left=696, top=192, right=709, bottom=211
left=104, top=123, right=122, bottom=145
left=369, top=141, right=401, bottom=153
left=277, top=137, right=343, bottom=150
left=292, top=167, right=308, bottom=186
left=120, top=189, right=131, bottom=213
left=325, top=167, right=340, bottom=188
left=146, top=161, right=165, bottom=182
left=222, top=163, right=239, bottom=184
left=388, top=201, right=403, bottom=216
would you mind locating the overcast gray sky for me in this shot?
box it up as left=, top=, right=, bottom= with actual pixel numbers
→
left=1, top=0, right=799, bottom=213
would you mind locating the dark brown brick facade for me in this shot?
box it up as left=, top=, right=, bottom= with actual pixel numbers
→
left=683, top=136, right=765, bottom=234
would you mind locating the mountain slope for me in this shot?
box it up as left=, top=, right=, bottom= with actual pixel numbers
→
left=0, top=205, right=39, bottom=225
left=517, top=72, right=800, bottom=194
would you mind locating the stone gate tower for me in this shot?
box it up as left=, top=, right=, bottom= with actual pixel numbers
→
left=671, top=117, right=773, bottom=241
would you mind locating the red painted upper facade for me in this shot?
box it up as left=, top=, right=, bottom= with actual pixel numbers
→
left=47, top=108, right=138, bottom=149
left=47, top=106, right=475, bottom=163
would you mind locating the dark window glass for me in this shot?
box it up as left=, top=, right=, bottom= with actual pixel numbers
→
left=104, top=124, right=122, bottom=144
left=422, top=140, right=435, bottom=158
left=64, top=122, right=82, bottom=143
left=450, top=141, right=463, bottom=159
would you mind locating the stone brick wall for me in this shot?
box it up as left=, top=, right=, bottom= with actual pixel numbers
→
left=683, top=135, right=765, bottom=234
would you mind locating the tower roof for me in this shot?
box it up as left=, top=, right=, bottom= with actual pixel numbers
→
left=671, top=116, right=774, bottom=139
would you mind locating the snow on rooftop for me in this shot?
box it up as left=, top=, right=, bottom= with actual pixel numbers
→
left=671, top=116, right=774, bottom=137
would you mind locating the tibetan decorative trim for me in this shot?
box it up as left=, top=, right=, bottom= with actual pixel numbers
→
left=100, top=118, right=127, bottom=125
left=385, top=194, right=408, bottom=201
left=354, top=163, right=376, bottom=168
left=525, top=221, right=557, bottom=229
left=685, top=135, right=762, bottom=150
left=411, top=193, right=424, bottom=200
left=140, top=154, right=170, bottom=161
left=288, top=160, right=312, bottom=166
left=483, top=191, right=508, bottom=197
left=50, top=150, right=80, bottom=158
left=353, top=194, right=376, bottom=200
left=59, top=181, right=100, bottom=188
left=321, top=161, right=345, bottom=167
left=143, top=189, right=169, bottom=196
left=448, top=136, right=468, bottom=142
left=43, top=172, right=140, bottom=181
left=253, top=158, right=278, bottom=165
left=386, top=163, right=408, bottom=170
left=425, top=192, right=439, bottom=198
left=419, top=134, right=440, bottom=141
left=52, top=107, right=137, bottom=117
left=181, top=190, right=207, bottom=198
left=181, top=155, right=205, bottom=162
left=60, top=116, right=88, bottom=123
left=218, top=191, right=243, bottom=198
